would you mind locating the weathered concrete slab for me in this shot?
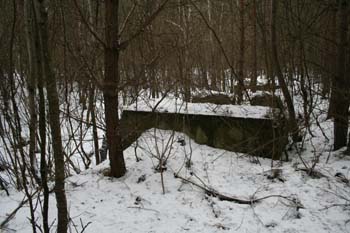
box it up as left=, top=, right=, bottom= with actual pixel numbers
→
left=120, top=105, right=287, bottom=159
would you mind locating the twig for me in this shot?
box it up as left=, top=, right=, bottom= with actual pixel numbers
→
left=119, top=0, right=170, bottom=50
left=0, top=190, right=39, bottom=229
left=174, top=174, right=303, bottom=208
left=0, top=176, right=9, bottom=196
left=189, top=0, right=251, bottom=102
left=295, top=167, right=327, bottom=179
left=127, top=206, right=160, bottom=213
left=59, top=109, right=105, bottom=131
left=320, top=203, right=350, bottom=211
left=174, top=173, right=254, bottom=204
left=72, top=0, right=106, bottom=48
left=80, top=218, right=92, bottom=233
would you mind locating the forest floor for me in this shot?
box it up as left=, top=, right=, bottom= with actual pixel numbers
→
left=1, top=95, right=350, bottom=233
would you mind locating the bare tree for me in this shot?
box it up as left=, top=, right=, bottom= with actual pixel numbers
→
left=271, top=0, right=299, bottom=142
left=236, top=0, right=245, bottom=103
left=329, top=0, right=349, bottom=150
left=36, top=0, right=68, bottom=231
left=103, top=0, right=127, bottom=177
left=250, top=0, right=258, bottom=92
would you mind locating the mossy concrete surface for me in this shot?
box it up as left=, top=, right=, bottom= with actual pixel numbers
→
left=120, top=110, right=287, bottom=159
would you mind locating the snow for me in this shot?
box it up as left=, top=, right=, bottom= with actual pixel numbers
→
left=1, top=122, right=350, bottom=233
left=124, top=97, right=275, bottom=119
left=1, top=88, right=350, bottom=233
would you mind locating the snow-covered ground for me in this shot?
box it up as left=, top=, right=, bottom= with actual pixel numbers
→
left=1, top=85, right=350, bottom=233
left=1, top=118, right=350, bottom=233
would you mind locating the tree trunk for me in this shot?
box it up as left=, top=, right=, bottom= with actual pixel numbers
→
left=207, top=0, right=217, bottom=91
left=35, top=8, right=49, bottom=233
left=10, top=2, right=37, bottom=231
left=347, top=24, right=350, bottom=153
left=104, top=0, right=126, bottom=178
left=271, top=0, right=299, bottom=142
left=38, top=69, right=50, bottom=233
left=250, top=0, right=258, bottom=92
left=88, top=84, right=100, bottom=165
left=23, top=0, right=40, bottom=184
left=37, top=1, right=68, bottom=232
left=331, top=0, right=349, bottom=150
left=24, top=1, right=50, bottom=231
left=236, top=0, right=245, bottom=103
left=322, top=7, right=336, bottom=98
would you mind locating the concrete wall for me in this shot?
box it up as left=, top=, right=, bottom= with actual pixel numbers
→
left=120, top=110, right=287, bottom=160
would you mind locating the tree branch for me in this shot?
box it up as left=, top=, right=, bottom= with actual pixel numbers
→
left=73, top=0, right=106, bottom=48
left=119, top=2, right=137, bottom=37
left=119, top=0, right=170, bottom=50
left=188, top=0, right=251, bottom=101
left=174, top=173, right=304, bottom=208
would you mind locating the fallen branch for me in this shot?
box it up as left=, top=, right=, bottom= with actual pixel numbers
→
left=296, top=168, right=327, bottom=179
left=174, top=173, right=303, bottom=208
left=127, top=206, right=160, bottom=214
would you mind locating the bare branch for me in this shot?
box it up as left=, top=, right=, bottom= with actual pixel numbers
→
left=119, top=2, right=137, bottom=37
left=188, top=0, right=251, bottom=101
left=72, top=0, right=106, bottom=48
left=119, top=0, right=170, bottom=50
left=174, top=174, right=304, bottom=208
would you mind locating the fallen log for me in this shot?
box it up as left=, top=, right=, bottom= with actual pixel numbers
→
left=174, top=173, right=304, bottom=208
